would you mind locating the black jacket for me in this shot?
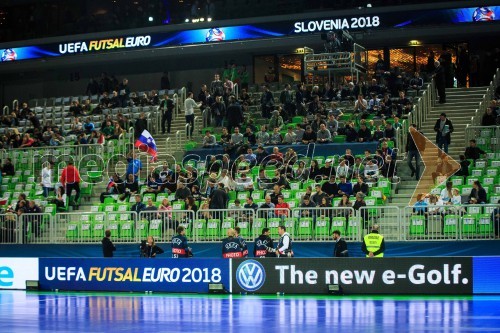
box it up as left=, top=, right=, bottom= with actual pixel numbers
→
left=469, top=187, right=487, bottom=204
left=464, top=146, right=486, bottom=160
left=141, top=244, right=164, bottom=258
left=102, top=237, right=116, bottom=257
left=433, top=118, right=454, bottom=144
left=209, top=188, right=229, bottom=209
left=333, top=238, right=348, bottom=257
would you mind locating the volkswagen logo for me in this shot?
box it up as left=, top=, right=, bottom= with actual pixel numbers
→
left=236, top=260, right=266, bottom=292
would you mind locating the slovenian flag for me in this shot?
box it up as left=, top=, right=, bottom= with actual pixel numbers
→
left=134, top=130, right=158, bottom=161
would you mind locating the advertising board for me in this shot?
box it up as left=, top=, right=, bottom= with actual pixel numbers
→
left=0, top=5, right=498, bottom=62
left=0, top=258, right=39, bottom=290
left=38, top=258, right=230, bottom=293
left=232, top=258, right=473, bottom=294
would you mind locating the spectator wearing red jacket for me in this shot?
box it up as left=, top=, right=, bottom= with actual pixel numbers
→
left=275, top=195, right=289, bottom=219
left=60, top=161, right=81, bottom=205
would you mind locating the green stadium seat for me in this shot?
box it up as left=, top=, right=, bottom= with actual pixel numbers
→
left=172, top=201, right=185, bottom=210
left=81, top=182, right=93, bottom=197
left=315, top=218, right=330, bottom=240
left=377, top=178, right=391, bottom=196
left=481, top=176, right=495, bottom=187
left=221, top=217, right=235, bottom=236
left=116, top=203, right=130, bottom=212
left=120, top=220, right=134, bottom=240
left=467, top=206, right=481, bottom=215
left=443, top=215, right=459, bottom=237
left=461, top=214, right=477, bottom=237
left=466, top=176, right=479, bottom=186
left=100, top=203, right=116, bottom=213
left=267, top=218, right=282, bottom=239
left=477, top=214, right=493, bottom=235
left=297, top=217, right=313, bottom=240
left=333, top=135, right=346, bottom=143
left=92, top=220, right=105, bottom=240
left=461, top=186, right=473, bottom=196
left=236, top=221, right=251, bottom=238
left=470, top=168, right=483, bottom=177
left=79, top=214, right=93, bottom=239
left=143, top=193, right=156, bottom=202
left=347, top=217, right=361, bottom=238
left=237, top=191, right=250, bottom=201
left=206, top=219, right=220, bottom=240
left=450, top=176, right=464, bottom=186
left=409, top=215, right=426, bottom=237
left=369, top=187, right=385, bottom=205
left=138, top=220, right=150, bottom=239
left=148, top=219, right=163, bottom=239
left=252, top=218, right=267, bottom=237
left=251, top=190, right=264, bottom=200
left=283, top=218, right=297, bottom=237
left=331, top=217, right=347, bottom=237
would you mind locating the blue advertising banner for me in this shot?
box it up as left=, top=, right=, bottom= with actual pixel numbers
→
left=0, top=5, right=498, bottom=62
left=473, top=257, right=500, bottom=294
left=38, top=258, right=230, bottom=293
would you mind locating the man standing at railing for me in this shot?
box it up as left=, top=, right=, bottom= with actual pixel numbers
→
left=406, top=124, right=422, bottom=181
left=160, top=94, right=174, bottom=134
left=185, top=92, right=200, bottom=138
left=60, top=161, right=81, bottom=208
left=433, top=61, right=446, bottom=104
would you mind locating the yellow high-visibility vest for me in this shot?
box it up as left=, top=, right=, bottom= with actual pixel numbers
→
left=364, top=233, right=384, bottom=257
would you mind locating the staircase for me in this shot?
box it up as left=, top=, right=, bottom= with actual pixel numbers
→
left=419, top=86, right=489, bottom=159
left=384, top=86, right=489, bottom=240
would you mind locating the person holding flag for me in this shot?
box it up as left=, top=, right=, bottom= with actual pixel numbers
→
left=134, top=129, right=158, bottom=162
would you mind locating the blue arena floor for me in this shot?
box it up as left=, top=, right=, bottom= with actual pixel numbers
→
left=1, top=291, right=500, bottom=332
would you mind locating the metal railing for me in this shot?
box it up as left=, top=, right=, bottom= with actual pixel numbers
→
left=233, top=83, right=239, bottom=100
left=464, top=126, right=500, bottom=153
left=12, top=99, right=18, bottom=113
left=471, top=67, right=499, bottom=125
left=402, top=204, right=499, bottom=241
left=2, top=105, right=9, bottom=116
left=175, top=130, right=182, bottom=151
left=1, top=203, right=498, bottom=244
left=303, top=43, right=367, bottom=83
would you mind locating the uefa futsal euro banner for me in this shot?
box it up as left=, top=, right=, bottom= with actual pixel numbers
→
left=1, top=5, right=499, bottom=62
left=34, top=257, right=500, bottom=294
left=38, top=258, right=229, bottom=293
left=232, top=258, right=474, bottom=295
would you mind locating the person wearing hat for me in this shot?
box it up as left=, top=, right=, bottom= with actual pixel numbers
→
left=433, top=113, right=454, bottom=154
left=269, top=110, right=284, bottom=131
left=320, top=159, right=335, bottom=180
left=362, top=224, right=385, bottom=257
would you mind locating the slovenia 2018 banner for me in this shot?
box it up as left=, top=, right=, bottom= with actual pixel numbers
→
left=0, top=5, right=499, bottom=62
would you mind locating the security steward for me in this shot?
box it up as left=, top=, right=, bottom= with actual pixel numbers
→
left=276, top=225, right=294, bottom=257
left=361, top=224, right=385, bottom=257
